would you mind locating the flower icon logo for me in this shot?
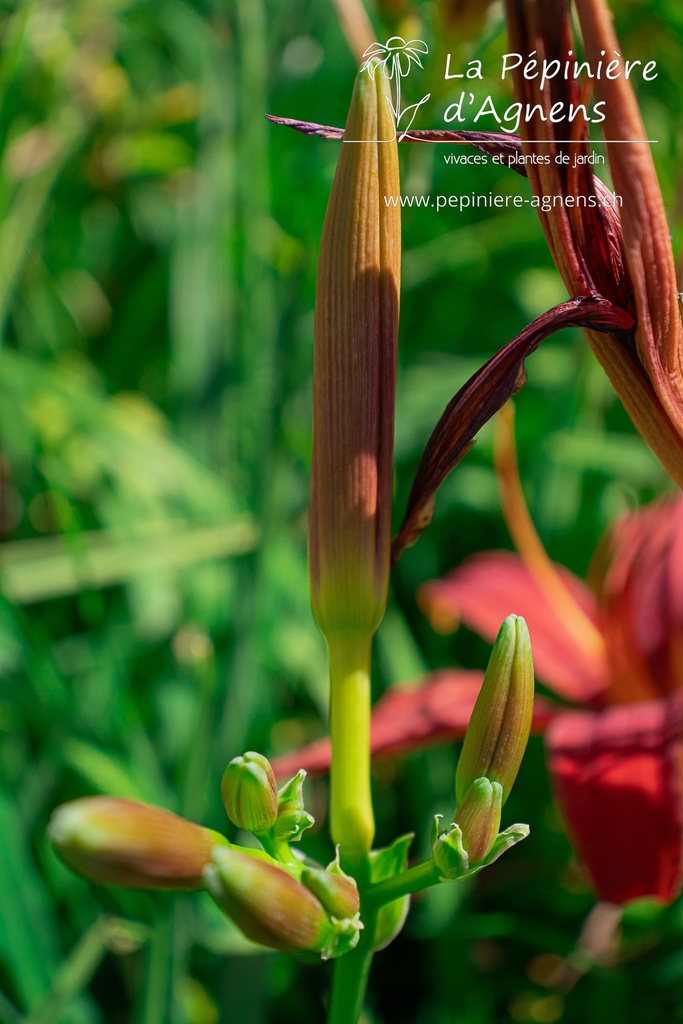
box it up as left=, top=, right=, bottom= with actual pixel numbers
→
left=360, top=37, right=430, bottom=141
left=360, top=37, right=428, bottom=80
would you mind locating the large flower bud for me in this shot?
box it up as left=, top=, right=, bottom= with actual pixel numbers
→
left=309, top=62, right=401, bottom=857
left=309, top=64, right=400, bottom=641
left=48, top=797, right=220, bottom=889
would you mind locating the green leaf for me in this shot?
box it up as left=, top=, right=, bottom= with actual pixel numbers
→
left=0, top=519, right=257, bottom=604
left=0, top=791, right=60, bottom=1010
left=368, top=833, right=414, bottom=951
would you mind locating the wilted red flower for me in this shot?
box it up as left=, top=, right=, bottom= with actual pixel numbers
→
left=504, top=0, right=683, bottom=489
left=392, top=0, right=683, bottom=558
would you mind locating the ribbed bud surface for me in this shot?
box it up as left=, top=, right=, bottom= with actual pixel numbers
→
left=205, top=846, right=331, bottom=952
left=49, top=797, right=217, bottom=889
left=309, top=67, right=400, bottom=639
left=221, top=752, right=278, bottom=833
left=456, top=615, right=534, bottom=805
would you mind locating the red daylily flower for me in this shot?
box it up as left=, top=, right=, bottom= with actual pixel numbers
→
left=419, top=498, right=683, bottom=904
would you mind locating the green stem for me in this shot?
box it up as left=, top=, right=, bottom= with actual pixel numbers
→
left=327, top=866, right=376, bottom=1024
left=256, top=831, right=299, bottom=869
left=326, top=635, right=375, bottom=1022
left=327, top=935, right=374, bottom=1024
left=328, top=634, right=374, bottom=858
left=367, top=859, right=442, bottom=908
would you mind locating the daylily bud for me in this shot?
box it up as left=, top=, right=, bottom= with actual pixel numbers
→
left=205, top=846, right=361, bottom=959
left=453, top=777, right=503, bottom=865
left=432, top=816, right=468, bottom=878
left=456, top=614, right=534, bottom=805
left=310, top=63, right=401, bottom=857
left=301, top=861, right=360, bottom=920
left=273, top=769, right=315, bottom=842
left=48, top=797, right=219, bottom=889
left=205, top=846, right=329, bottom=951
left=309, top=64, right=400, bottom=640
left=221, top=752, right=278, bottom=833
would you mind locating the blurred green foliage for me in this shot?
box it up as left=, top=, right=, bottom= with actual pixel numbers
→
left=0, top=0, right=682, bottom=1022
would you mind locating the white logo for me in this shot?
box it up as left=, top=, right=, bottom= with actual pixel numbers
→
left=352, top=36, right=431, bottom=142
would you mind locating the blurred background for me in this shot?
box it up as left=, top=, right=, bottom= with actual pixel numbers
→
left=1, top=0, right=683, bottom=1021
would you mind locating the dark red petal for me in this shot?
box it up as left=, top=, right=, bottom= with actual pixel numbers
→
left=271, top=670, right=556, bottom=777
left=546, top=700, right=683, bottom=904
left=391, top=295, right=634, bottom=561
left=420, top=552, right=607, bottom=704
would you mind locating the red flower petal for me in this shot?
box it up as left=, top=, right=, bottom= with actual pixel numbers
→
left=546, top=700, right=683, bottom=904
left=271, top=669, right=556, bottom=777
left=598, top=497, right=683, bottom=702
left=419, top=552, right=607, bottom=704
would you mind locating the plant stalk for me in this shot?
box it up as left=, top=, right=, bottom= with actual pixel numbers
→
left=328, top=634, right=375, bottom=858
left=327, top=928, right=375, bottom=1024
left=327, top=862, right=376, bottom=1024
left=367, top=859, right=442, bottom=908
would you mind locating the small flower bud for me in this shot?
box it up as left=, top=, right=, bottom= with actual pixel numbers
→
left=301, top=861, right=360, bottom=920
left=456, top=614, right=534, bottom=806
left=48, top=797, right=219, bottom=889
left=205, top=846, right=335, bottom=954
left=432, top=818, right=468, bottom=879
left=454, top=777, right=503, bottom=866
left=432, top=779, right=502, bottom=877
left=273, top=769, right=314, bottom=842
left=433, top=790, right=527, bottom=880
left=221, top=752, right=278, bottom=833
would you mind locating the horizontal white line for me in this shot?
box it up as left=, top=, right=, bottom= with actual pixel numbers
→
left=520, top=139, right=657, bottom=143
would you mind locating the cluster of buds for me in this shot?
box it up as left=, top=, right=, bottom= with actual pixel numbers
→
left=49, top=756, right=360, bottom=960
left=48, top=614, right=534, bottom=961
left=432, top=615, right=533, bottom=879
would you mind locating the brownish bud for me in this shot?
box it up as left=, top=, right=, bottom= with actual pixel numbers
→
left=205, top=846, right=333, bottom=953
left=48, top=797, right=219, bottom=889
left=309, top=65, right=400, bottom=641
